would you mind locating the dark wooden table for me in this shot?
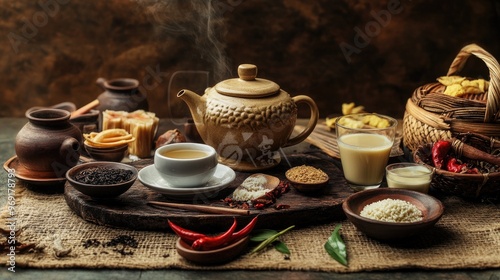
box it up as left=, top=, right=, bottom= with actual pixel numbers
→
left=1, top=117, right=499, bottom=280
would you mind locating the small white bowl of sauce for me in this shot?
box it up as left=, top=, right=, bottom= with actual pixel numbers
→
left=385, top=163, right=434, bottom=193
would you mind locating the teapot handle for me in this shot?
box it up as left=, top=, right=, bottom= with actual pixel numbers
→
left=284, top=95, right=319, bottom=147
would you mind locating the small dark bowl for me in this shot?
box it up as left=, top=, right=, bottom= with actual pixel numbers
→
left=342, top=188, right=444, bottom=241
left=66, top=162, right=137, bottom=198
left=84, top=142, right=128, bottom=162
left=176, top=236, right=249, bottom=265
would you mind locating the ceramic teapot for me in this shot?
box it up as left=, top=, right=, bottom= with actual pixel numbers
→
left=177, top=64, right=319, bottom=171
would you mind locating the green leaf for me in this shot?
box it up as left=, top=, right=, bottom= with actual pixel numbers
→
left=250, top=229, right=278, bottom=242
left=274, top=240, right=290, bottom=255
left=250, top=225, right=295, bottom=254
left=324, top=224, right=348, bottom=266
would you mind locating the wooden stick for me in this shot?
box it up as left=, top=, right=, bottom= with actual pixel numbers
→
left=452, top=138, right=500, bottom=166
left=70, top=99, right=99, bottom=119
left=147, top=201, right=251, bottom=215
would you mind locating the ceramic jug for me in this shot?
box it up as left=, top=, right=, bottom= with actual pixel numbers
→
left=95, top=77, right=149, bottom=113
left=178, top=64, right=319, bottom=171
left=15, top=109, right=82, bottom=178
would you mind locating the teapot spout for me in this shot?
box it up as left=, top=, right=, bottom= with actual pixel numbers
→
left=177, top=89, right=206, bottom=140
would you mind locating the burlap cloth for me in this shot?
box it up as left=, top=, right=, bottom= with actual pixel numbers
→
left=1, top=181, right=499, bottom=272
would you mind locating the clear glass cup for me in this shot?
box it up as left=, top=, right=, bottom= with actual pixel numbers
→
left=386, top=162, right=434, bottom=193
left=335, top=113, right=397, bottom=191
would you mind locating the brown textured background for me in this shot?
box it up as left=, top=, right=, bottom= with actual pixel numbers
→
left=1, top=0, right=499, bottom=119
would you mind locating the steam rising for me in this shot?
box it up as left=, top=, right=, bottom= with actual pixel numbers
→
left=140, top=0, right=232, bottom=82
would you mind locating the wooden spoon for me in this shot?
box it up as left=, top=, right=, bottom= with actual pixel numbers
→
left=248, top=173, right=280, bottom=190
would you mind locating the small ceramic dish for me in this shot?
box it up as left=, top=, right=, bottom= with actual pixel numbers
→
left=342, top=188, right=444, bottom=241
left=66, top=162, right=137, bottom=198
left=84, top=142, right=129, bottom=162
left=175, top=236, right=249, bottom=265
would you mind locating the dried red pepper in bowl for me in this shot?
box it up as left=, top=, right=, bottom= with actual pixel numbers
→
left=173, top=217, right=259, bottom=265
left=169, top=216, right=259, bottom=250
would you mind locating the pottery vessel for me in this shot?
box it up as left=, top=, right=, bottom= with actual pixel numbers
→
left=15, top=109, right=82, bottom=178
left=95, top=77, right=149, bottom=113
left=26, top=102, right=99, bottom=135
left=178, top=64, right=319, bottom=171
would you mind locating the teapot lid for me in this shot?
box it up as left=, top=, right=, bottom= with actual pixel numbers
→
left=214, top=64, right=280, bottom=98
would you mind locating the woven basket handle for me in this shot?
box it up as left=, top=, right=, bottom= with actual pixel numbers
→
left=446, top=44, right=500, bottom=122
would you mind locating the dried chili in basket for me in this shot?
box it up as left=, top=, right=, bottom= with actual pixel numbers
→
left=432, top=140, right=451, bottom=169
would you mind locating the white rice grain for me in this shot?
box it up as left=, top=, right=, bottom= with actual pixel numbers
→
left=360, top=198, right=423, bottom=223
left=232, top=175, right=268, bottom=201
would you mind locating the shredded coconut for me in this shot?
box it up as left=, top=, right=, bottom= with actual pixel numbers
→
left=232, top=175, right=268, bottom=201
left=360, top=198, right=423, bottom=223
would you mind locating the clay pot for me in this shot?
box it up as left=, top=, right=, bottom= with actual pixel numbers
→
left=95, top=77, right=149, bottom=113
left=15, top=109, right=82, bottom=178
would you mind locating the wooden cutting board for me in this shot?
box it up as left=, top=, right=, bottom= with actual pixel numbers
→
left=64, top=152, right=353, bottom=232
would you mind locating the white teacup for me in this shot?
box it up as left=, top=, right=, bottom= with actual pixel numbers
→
left=154, top=143, right=218, bottom=188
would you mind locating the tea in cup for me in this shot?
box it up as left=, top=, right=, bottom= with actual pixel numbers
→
left=335, top=113, right=397, bottom=191
left=154, top=143, right=218, bottom=187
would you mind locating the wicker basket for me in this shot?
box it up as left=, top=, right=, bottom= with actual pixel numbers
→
left=403, top=44, right=500, bottom=152
left=413, top=133, right=500, bottom=200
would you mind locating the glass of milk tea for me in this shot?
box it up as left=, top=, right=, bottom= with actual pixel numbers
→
left=335, top=113, right=397, bottom=191
left=385, top=163, right=434, bottom=193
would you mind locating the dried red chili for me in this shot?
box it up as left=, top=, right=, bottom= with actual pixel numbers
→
left=446, top=158, right=479, bottom=174
left=432, top=140, right=452, bottom=169
left=446, top=157, right=466, bottom=173
left=191, top=218, right=238, bottom=251
left=466, top=167, right=479, bottom=174
left=168, top=220, right=206, bottom=245
left=228, top=216, right=258, bottom=244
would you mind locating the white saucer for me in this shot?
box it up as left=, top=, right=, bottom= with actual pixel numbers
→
left=138, top=164, right=235, bottom=199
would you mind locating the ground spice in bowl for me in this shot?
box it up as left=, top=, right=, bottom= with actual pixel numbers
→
left=73, top=167, right=134, bottom=185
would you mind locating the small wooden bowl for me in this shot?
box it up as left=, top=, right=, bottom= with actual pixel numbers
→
left=84, top=142, right=128, bottom=162
left=176, top=236, right=249, bottom=265
left=342, top=188, right=444, bottom=241
left=66, top=162, right=137, bottom=198
left=285, top=168, right=329, bottom=193
left=286, top=176, right=328, bottom=193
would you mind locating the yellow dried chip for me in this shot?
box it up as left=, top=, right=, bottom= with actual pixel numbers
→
left=461, top=79, right=489, bottom=94
left=337, top=117, right=364, bottom=129
left=362, top=115, right=390, bottom=128
left=342, top=102, right=365, bottom=115
left=443, top=84, right=465, bottom=97
left=437, top=75, right=465, bottom=86
left=438, top=75, right=489, bottom=97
